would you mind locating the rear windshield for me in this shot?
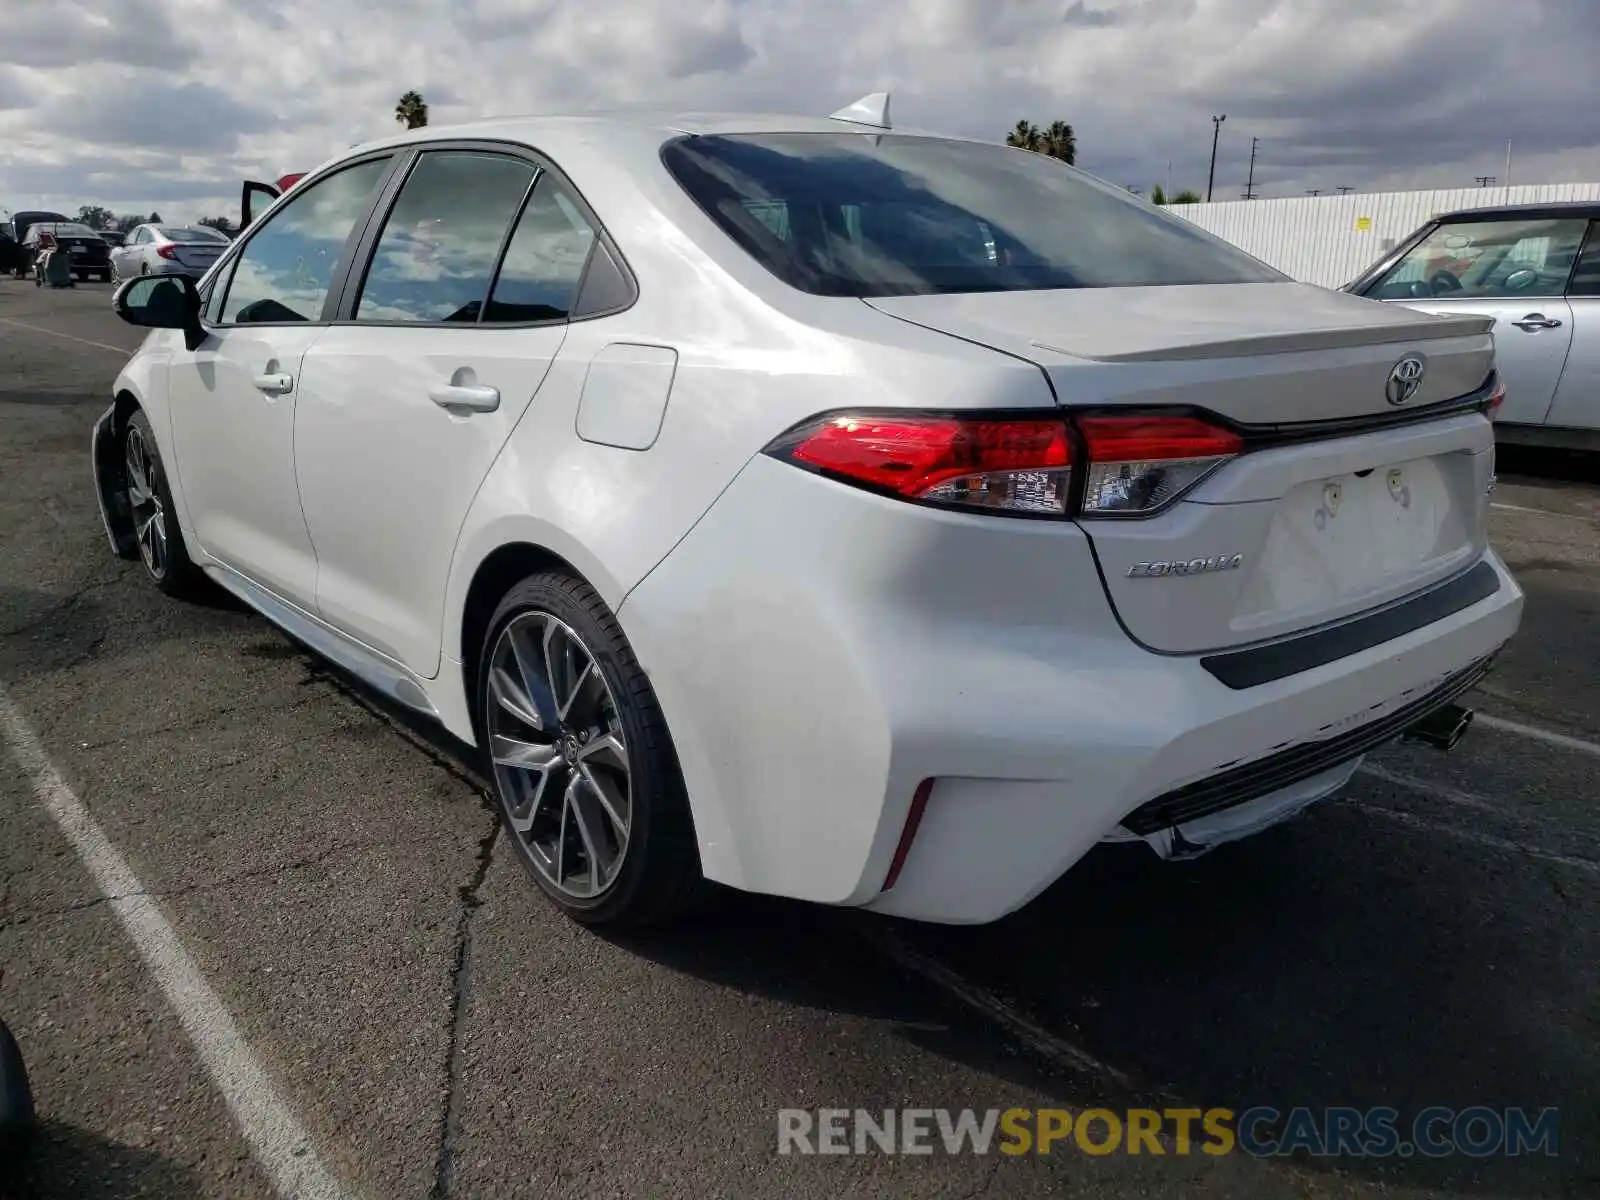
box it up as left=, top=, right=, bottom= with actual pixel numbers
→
left=158, top=225, right=228, bottom=243
left=660, top=133, right=1283, bottom=297
left=33, top=223, right=98, bottom=238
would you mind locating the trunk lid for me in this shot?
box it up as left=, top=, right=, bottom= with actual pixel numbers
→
left=866, top=283, right=1498, bottom=654
left=173, top=242, right=225, bottom=272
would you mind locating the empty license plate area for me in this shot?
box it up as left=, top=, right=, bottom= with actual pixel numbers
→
left=1231, top=453, right=1479, bottom=634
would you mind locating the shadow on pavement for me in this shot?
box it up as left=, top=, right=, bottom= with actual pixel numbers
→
left=0, top=1121, right=201, bottom=1199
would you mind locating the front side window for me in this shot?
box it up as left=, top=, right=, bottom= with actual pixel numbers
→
left=660, top=132, right=1284, bottom=297
left=1368, top=217, right=1590, bottom=301
left=483, top=176, right=598, bottom=322
left=221, top=157, right=390, bottom=324
left=355, top=152, right=536, bottom=323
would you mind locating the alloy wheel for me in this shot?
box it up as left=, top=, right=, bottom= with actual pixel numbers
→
left=486, top=611, right=632, bottom=899
left=124, top=424, right=169, bottom=580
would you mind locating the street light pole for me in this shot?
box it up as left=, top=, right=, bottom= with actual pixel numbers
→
left=1207, top=115, right=1226, bottom=202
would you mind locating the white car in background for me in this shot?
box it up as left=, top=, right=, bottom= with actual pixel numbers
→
left=92, top=97, right=1523, bottom=929
left=110, top=223, right=231, bottom=281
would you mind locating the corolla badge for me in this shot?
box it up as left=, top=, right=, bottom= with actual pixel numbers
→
left=1385, top=355, right=1427, bottom=406
left=1127, top=554, right=1244, bottom=578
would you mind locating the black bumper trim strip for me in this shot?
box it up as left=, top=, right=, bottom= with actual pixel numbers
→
left=1200, top=560, right=1501, bottom=690
left=1122, top=654, right=1496, bottom=836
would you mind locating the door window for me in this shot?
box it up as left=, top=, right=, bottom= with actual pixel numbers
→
left=220, top=157, right=391, bottom=324
left=1566, top=222, right=1600, bottom=298
left=483, top=176, right=599, bottom=323
left=354, top=151, right=537, bottom=323
left=1368, top=217, right=1589, bottom=301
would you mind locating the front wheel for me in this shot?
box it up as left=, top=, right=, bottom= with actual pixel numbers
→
left=123, top=410, right=205, bottom=598
left=478, top=573, right=703, bottom=927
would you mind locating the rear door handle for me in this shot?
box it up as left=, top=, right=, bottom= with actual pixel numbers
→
left=1510, top=314, right=1562, bottom=331
left=429, top=382, right=500, bottom=413
left=252, top=372, right=293, bottom=395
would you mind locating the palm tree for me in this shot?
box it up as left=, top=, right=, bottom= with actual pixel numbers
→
left=395, top=90, right=429, bottom=130
left=1005, top=120, right=1042, bottom=152
left=1041, top=120, right=1076, bottom=165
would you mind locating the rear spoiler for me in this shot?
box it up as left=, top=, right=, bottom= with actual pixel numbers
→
left=238, top=173, right=306, bottom=232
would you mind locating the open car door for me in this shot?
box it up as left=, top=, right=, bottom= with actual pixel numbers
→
left=239, top=180, right=280, bottom=232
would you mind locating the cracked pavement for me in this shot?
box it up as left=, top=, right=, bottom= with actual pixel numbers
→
left=1, top=281, right=1597, bottom=1198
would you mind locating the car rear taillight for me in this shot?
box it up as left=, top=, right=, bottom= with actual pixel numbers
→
left=767, top=413, right=1075, bottom=515
left=156, top=244, right=179, bottom=260
left=1486, top=377, right=1506, bottom=420
left=1076, top=415, right=1242, bottom=518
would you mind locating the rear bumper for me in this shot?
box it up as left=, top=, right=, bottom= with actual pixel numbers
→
left=620, top=456, right=1523, bottom=925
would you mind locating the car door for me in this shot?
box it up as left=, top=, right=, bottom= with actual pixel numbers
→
left=1359, top=214, right=1588, bottom=426
left=112, top=226, right=140, bottom=276
left=163, top=155, right=397, bottom=605
left=1543, top=220, right=1600, bottom=431
left=293, top=147, right=601, bottom=676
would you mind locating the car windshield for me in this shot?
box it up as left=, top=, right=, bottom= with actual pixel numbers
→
left=157, top=225, right=228, bottom=243
left=660, top=132, right=1283, bottom=297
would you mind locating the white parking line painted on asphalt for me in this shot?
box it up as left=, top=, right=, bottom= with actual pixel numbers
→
left=1358, top=762, right=1503, bottom=815
left=0, top=316, right=133, bottom=356
left=857, top=922, right=1132, bottom=1087
left=1476, top=712, right=1600, bottom=760
left=1491, top=501, right=1599, bottom=523
left=0, top=685, right=352, bottom=1200
left=1352, top=801, right=1600, bottom=877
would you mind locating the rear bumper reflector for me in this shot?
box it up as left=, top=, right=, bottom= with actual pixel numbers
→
left=881, top=779, right=934, bottom=891
left=1200, top=560, right=1501, bottom=690
left=1121, top=655, right=1495, bottom=836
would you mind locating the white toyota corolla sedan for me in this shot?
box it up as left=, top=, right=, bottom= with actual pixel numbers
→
left=94, top=97, right=1523, bottom=927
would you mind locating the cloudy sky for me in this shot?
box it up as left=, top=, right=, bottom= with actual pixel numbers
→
left=2, top=0, right=1597, bottom=225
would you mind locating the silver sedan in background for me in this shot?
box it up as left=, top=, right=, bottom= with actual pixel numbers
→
left=110, top=223, right=231, bottom=280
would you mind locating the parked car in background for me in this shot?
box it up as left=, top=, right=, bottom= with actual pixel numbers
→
left=238, top=173, right=307, bottom=231
left=95, top=103, right=1520, bottom=930
left=110, top=223, right=231, bottom=281
left=7, top=210, right=71, bottom=277
left=1345, top=202, right=1600, bottom=450
left=0, top=227, right=25, bottom=275
left=19, top=221, right=112, bottom=282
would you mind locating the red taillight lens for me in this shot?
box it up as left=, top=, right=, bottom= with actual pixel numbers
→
left=1486, top=377, right=1506, bottom=419
left=156, top=243, right=179, bottom=260
left=1076, top=414, right=1242, bottom=518
left=770, top=413, right=1074, bottom=515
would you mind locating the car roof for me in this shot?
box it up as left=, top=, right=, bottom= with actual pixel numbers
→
left=1434, top=200, right=1600, bottom=223
left=341, top=108, right=972, bottom=159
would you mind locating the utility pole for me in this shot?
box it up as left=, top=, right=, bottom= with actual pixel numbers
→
left=1474, top=175, right=1497, bottom=188
left=1306, top=189, right=1323, bottom=196
left=1241, top=136, right=1260, bottom=199
left=1336, top=186, right=1355, bottom=195
left=1505, top=140, right=1513, bottom=189
left=1207, top=115, right=1226, bottom=202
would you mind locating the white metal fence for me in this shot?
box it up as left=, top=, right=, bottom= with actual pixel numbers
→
left=1166, top=183, right=1600, bottom=289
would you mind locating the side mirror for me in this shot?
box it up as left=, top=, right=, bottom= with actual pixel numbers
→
left=113, top=274, right=206, bottom=350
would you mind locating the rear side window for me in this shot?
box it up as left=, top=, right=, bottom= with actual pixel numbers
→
left=660, top=132, right=1283, bottom=297
left=355, top=151, right=537, bottom=324
left=1368, top=217, right=1590, bottom=301
left=1567, top=222, right=1600, bottom=298
left=221, top=158, right=390, bottom=324
left=483, top=176, right=598, bottom=323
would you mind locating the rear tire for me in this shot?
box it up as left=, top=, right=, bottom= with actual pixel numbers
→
left=123, top=410, right=205, bottom=598
left=478, top=572, right=703, bottom=927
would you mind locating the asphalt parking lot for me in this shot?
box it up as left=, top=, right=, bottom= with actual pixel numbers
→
left=1, top=279, right=1596, bottom=1199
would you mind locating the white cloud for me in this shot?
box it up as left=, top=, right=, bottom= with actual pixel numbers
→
left=1, top=0, right=1596, bottom=224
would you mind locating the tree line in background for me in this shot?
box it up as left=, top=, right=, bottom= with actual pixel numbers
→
left=72, top=205, right=235, bottom=234
left=1005, top=119, right=1202, bottom=204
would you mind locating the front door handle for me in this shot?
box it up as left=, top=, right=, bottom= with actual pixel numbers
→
left=252, top=372, right=293, bottom=395
left=1510, top=314, right=1562, bottom=331
left=429, top=382, right=500, bottom=413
